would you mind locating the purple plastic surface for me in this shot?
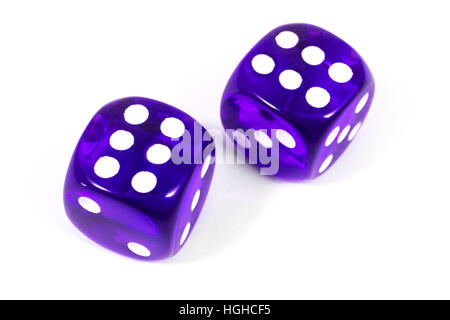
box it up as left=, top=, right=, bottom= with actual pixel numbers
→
left=64, top=97, right=215, bottom=260
left=221, top=23, right=375, bottom=180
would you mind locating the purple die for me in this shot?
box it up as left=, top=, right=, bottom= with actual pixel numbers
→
left=221, top=23, right=375, bottom=180
left=63, top=97, right=215, bottom=260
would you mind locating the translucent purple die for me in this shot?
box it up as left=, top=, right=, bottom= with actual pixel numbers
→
left=221, top=23, right=375, bottom=180
left=64, top=97, right=215, bottom=260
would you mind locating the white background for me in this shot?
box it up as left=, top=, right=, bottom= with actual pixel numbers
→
left=0, top=0, right=449, bottom=299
